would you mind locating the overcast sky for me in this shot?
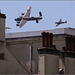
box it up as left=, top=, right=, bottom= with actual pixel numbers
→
left=0, top=1, right=75, bottom=33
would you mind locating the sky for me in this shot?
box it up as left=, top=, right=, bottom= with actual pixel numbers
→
left=0, top=1, right=75, bottom=33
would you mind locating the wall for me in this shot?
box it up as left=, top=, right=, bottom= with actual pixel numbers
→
left=45, top=54, right=59, bottom=74
left=0, top=17, right=5, bottom=41
left=65, top=57, right=75, bottom=74
left=6, top=38, right=42, bottom=74
left=38, top=48, right=59, bottom=75
left=6, top=35, right=66, bottom=74
left=53, top=36, right=65, bottom=50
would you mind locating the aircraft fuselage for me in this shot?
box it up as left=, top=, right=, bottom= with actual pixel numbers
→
left=55, top=22, right=65, bottom=24
left=22, top=17, right=42, bottom=20
left=15, top=17, right=42, bottom=21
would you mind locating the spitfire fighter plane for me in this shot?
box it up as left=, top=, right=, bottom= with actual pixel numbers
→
left=55, top=19, right=67, bottom=26
left=15, top=6, right=42, bottom=28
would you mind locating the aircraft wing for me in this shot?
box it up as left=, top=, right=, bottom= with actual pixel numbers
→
left=18, top=20, right=27, bottom=28
left=24, top=6, right=31, bottom=17
left=16, top=7, right=31, bottom=28
left=56, top=24, right=60, bottom=27
left=19, top=7, right=31, bottom=28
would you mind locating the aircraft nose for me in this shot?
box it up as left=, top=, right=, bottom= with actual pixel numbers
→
left=15, top=18, right=17, bottom=21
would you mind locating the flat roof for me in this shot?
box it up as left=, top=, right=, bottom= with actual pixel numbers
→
left=5, top=27, right=75, bottom=39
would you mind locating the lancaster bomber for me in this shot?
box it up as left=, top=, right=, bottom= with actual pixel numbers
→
left=15, top=6, right=42, bottom=28
left=55, top=19, right=67, bottom=26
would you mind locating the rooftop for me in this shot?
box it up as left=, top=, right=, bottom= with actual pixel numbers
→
left=6, top=27, right=75, bottom=39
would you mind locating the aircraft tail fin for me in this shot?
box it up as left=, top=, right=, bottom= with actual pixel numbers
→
left=39, top=12, right=42, bottom=17
left=65, top=21, right=67, bottom=23
left=36, top=19, right=40, bottom=23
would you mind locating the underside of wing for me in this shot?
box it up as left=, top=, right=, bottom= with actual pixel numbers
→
left=18, top=7, right=31, bottom=28
left=24, top=7, right=31, bottom=17
left=19, top=20, right=27, bottom=28
left=15, top=7, right=31, bottom=28
left=56, top=24, right=60, bottom=26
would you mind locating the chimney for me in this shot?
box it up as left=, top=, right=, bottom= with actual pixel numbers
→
left=0, top=12, right=6, bottom=41
left=42, top=32, right=53, bottom=48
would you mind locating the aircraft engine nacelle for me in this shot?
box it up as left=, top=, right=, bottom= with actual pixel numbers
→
left=16, top=24, right=19, bottom=26
left=15, top=18, right=21, bottom=21
left=17, top=21, right=20, bottom=23
left=21, top=13, right=25, bottom=15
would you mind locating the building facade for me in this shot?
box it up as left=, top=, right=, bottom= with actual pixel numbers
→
left=0, top=12, right=75, bottom=74
left=6, top=27, right=75, bottom=74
